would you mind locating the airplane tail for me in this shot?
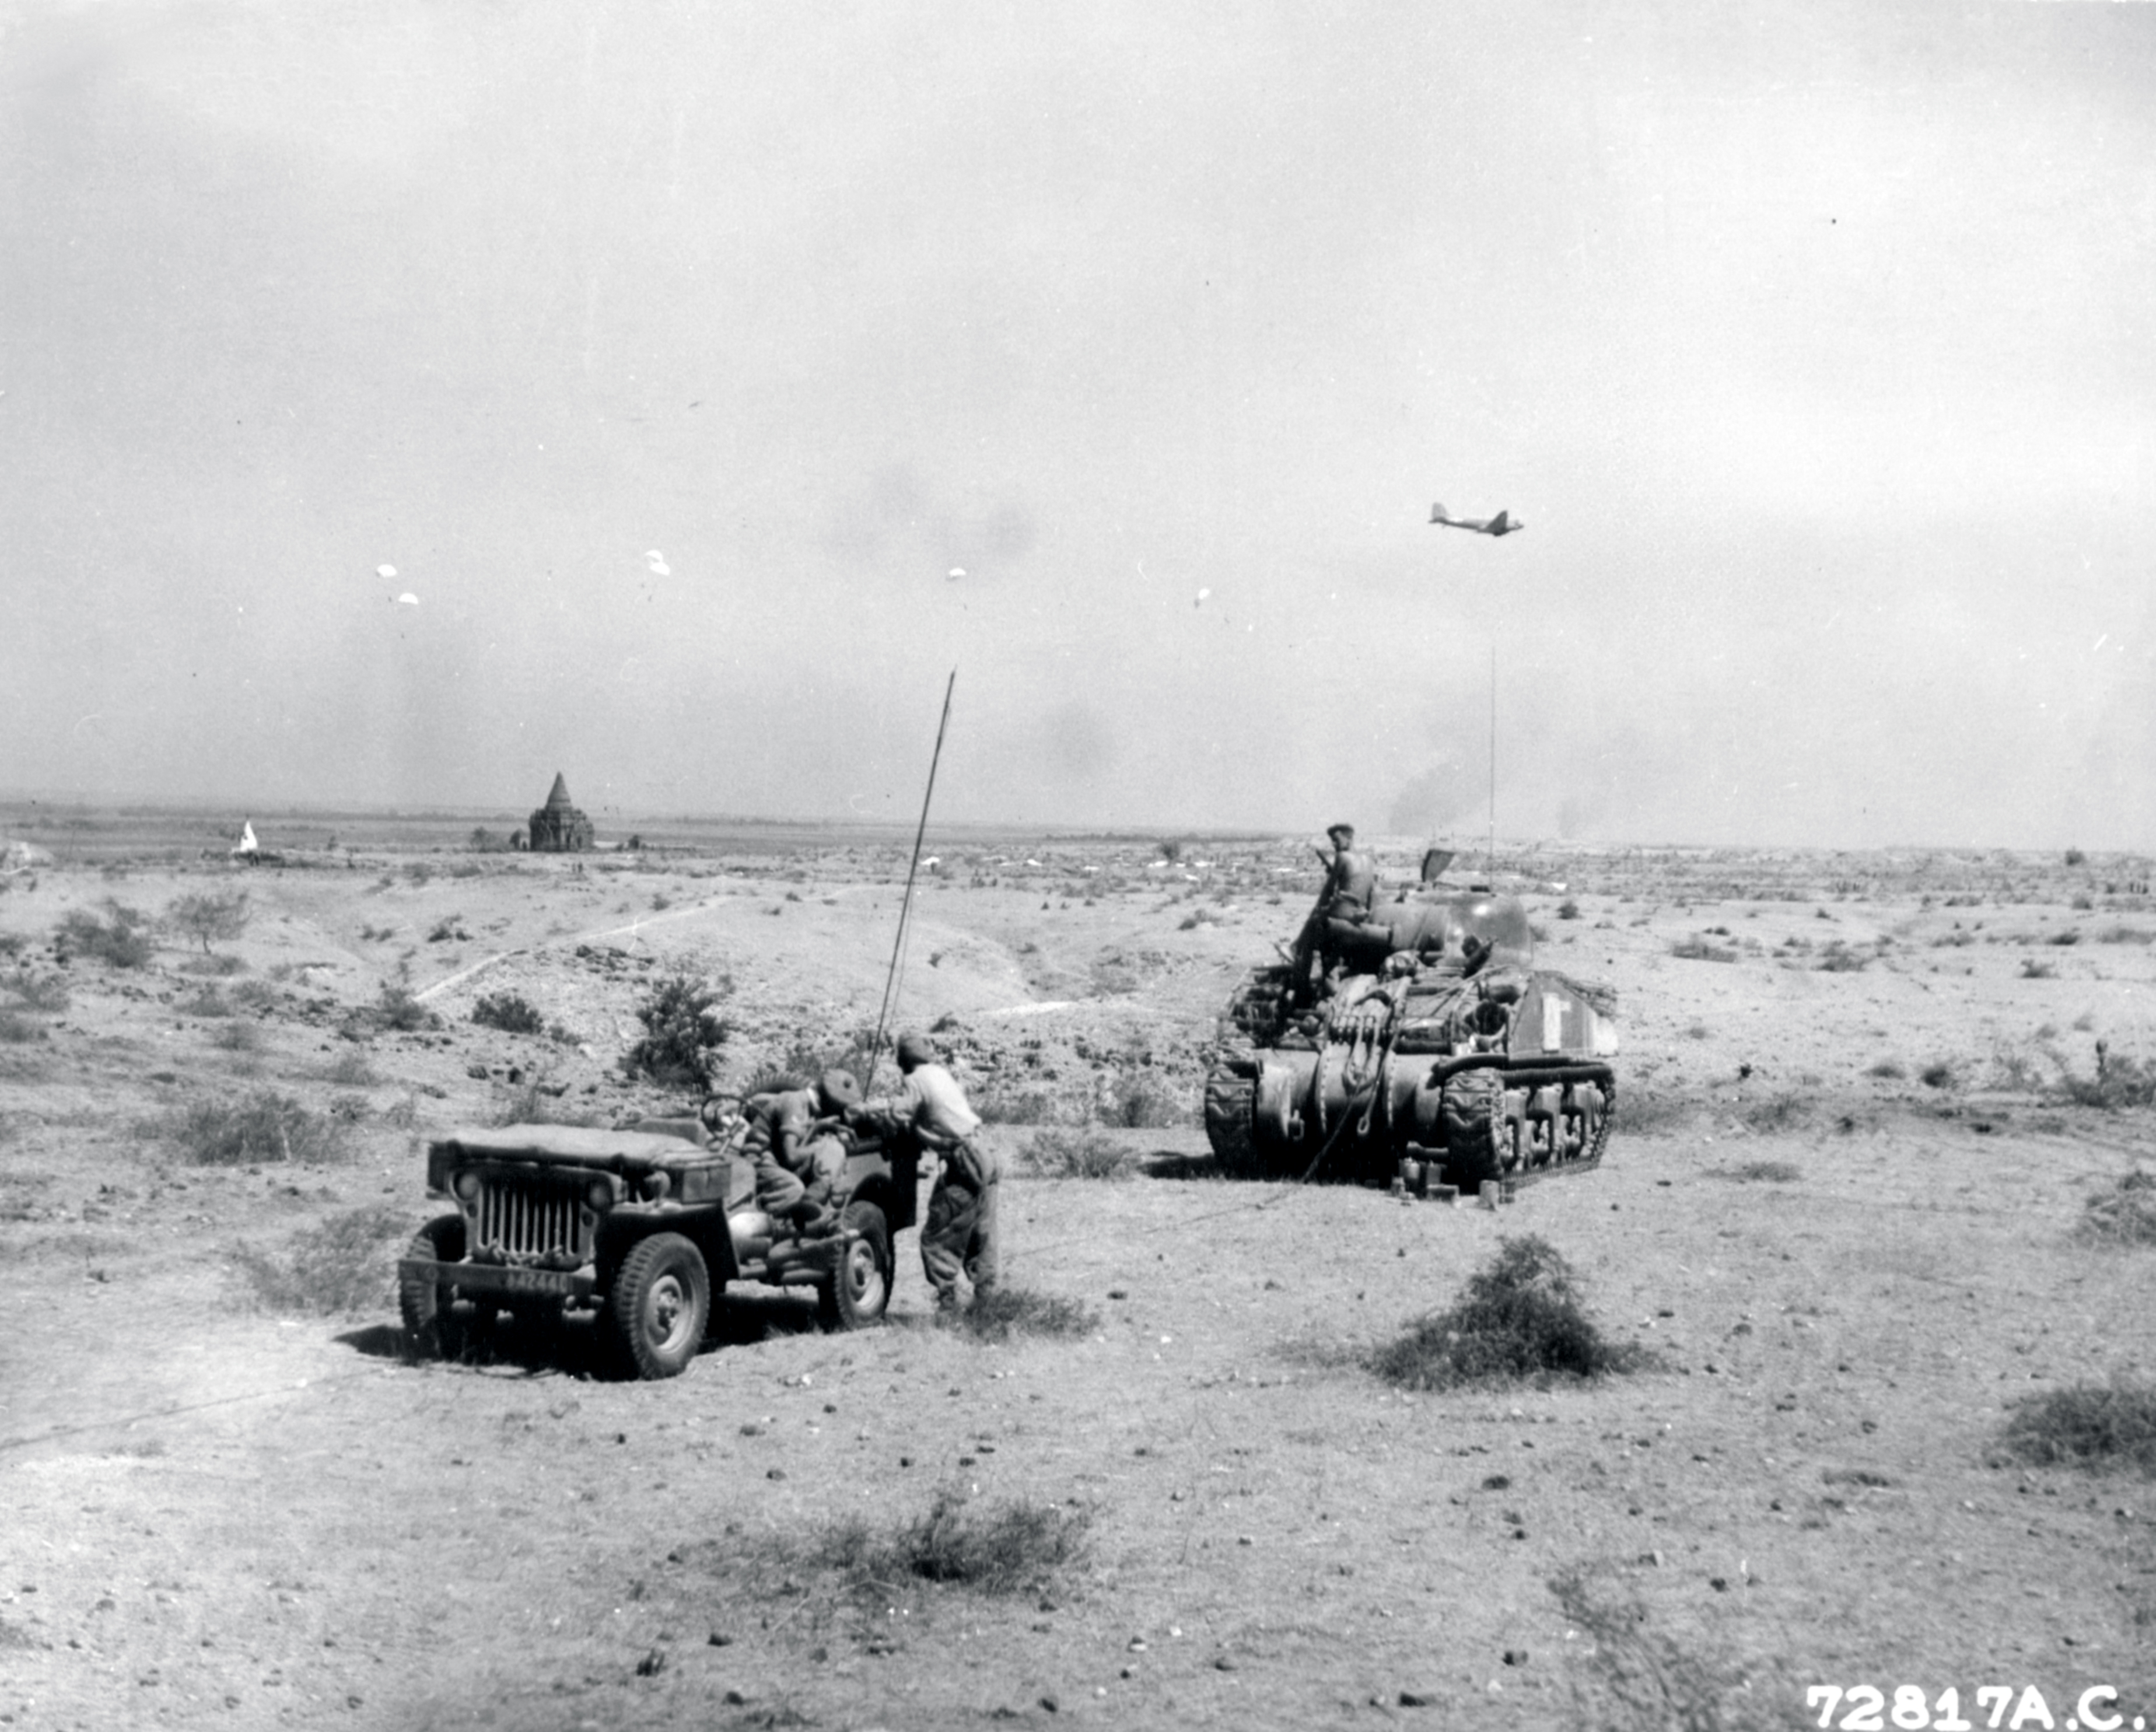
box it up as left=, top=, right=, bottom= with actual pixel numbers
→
left=1488, top=510, right=1511, bottom=533
left=1429, top=502, right=1448, bottom=523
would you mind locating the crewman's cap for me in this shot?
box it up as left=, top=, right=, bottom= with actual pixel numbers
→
left=1326, top=823, right=1356, bottom=843
left=895, top=1031, right=934, bottom=1069
left=819, top=1068, right=863, bottom=1110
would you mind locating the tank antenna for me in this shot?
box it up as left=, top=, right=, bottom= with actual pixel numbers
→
left=865, top=668, right=957, bottom=1094
left=1486, top=639, right=1497, bottom=876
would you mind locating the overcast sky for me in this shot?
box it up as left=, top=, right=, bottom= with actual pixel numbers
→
left=4, top=2, right=2150, bottom=849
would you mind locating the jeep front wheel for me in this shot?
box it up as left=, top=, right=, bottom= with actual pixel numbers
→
left=400, top=1213, right=472, bottom=1362
left=608, top=1233, right=710, bottom=1380
left=819, top=1202, right=891, bottom=1331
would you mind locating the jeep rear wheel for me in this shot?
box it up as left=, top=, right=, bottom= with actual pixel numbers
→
left=608, top=1233, right=710, bottom=1380
left=399, top=1213, right=472, bottom=1362
left=820, top=1202, right=891, bottom=1331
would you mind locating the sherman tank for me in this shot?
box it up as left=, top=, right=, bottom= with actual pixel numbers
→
left=1203, top=873, right=1619, bottom=1193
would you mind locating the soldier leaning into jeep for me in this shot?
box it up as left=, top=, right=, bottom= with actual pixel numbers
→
left=735, top=1068, right=862, bottom=1235
left=853, top=1032, right=998, bottom=1312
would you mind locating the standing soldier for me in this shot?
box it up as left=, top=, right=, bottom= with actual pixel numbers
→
left=1290, top=821, right=1378, bottom=999
left=861, top=1031, right=998, bottom=1313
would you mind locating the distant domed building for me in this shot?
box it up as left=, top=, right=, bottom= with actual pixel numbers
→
left=528, top=772, right=595, bottom=852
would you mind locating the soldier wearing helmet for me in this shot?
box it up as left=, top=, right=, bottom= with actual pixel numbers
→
left=738, top=1068, right=861, bottom=1233
left=859, top=1031, right=996, bottom=1312
left=1290, top=822, right=1378, bottom=1000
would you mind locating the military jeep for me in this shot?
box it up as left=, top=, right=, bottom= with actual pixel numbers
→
left=398, top=1115, right=919, bottom=1378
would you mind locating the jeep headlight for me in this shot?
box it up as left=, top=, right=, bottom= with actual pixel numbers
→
left=453, top=1171, right=480, bottom=1202
left=641, top=1171, right=672, bottom=1202
left=585, top=1177, right=613, bottom=1211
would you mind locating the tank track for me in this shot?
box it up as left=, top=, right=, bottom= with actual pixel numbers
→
left=1201, top=1049, right=1614, bottom=1189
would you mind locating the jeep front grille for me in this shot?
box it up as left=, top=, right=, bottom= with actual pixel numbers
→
left=470, top=1175, right=592, bottom=1266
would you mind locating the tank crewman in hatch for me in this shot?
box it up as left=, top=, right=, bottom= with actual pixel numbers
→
left=1290, top=821, right=1379, bottom=999
left=855, top=1032, right=999, bottom=1312
left=739, top=1068, right=861, bottom=1234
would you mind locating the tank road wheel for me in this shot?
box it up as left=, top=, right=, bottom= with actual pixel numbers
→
left=819, top=1202, right=892, bottom=1331
left=399, top=1213, right=472, bottom=1362
left=1204, top=1065, right=1261, bottom=1178
left=608, top=1233, right=711, bottom=1380
left=1439, top=1069, right=1505, bottom=1195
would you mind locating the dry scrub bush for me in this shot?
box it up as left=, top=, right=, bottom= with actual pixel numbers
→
left=231, top=978, right=276, bottom=1012
left=490, top=1077, right=601, bottom=1128
left=1713, top=1159, right=1801, bottom=1182
left=974, top=1084, right=1056, bottom=1126
left=1616, top=1089, right=1690, bottom=1134
left=627, top=972, right=730, bottom=1086
left=1550, top=1568, right=1782, bottom=1732
left=318, top=1050, right=380, bottom=1086
left=0, top=1010, right=42, bottom=1045
left=4, top=968, right=69, bottom=1013
left=372, top=981, right=438, bottom=1033
left=886, top=1489, right=1088, bottom=1590
left=947, top=1286, right=1100, bottom=1342
left=776, top=1028, right=876, bottom=1089
left=1022, top=1125, right=1131, bottom=1179
left=1369, top=1235, right=1644, bottom=1391
left=2078, top=1171, right=2156, bottom=1247
left=2054, top=1050, right=2156, bottom=1111
left=1668, top=934, right=1735, bottom=963
left=1097, top=1072, right=1182, bottom=1129
left=734, top=1489, right=1090, bottom=1604
left=164, top=1091, right=348, bottom=1165
left=1996, top=1379, right=2156, bottom=1476
left=471, top=991, right=545, bottom=1035
left=231, top=1205, right=407, bottom=1315
left=56, top=900, right=153, bottom=968
left=1738, top=1095, right=1808, bottom=1133
left=166, top=888, right=250, bottom=955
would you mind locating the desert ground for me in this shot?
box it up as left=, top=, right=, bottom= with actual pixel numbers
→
left=2, top=807, right=2154, bottom=1731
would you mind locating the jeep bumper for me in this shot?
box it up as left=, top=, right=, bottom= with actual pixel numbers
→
left=398, top=1258, right=598, bottom=1301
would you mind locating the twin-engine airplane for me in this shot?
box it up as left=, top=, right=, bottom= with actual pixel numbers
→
left=1429, top=502, right=1524, bottom=537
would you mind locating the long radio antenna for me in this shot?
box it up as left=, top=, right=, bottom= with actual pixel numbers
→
left=864, top=669, right=957, bottom=1094
left=1487, top=640, right=1497, bottom=876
